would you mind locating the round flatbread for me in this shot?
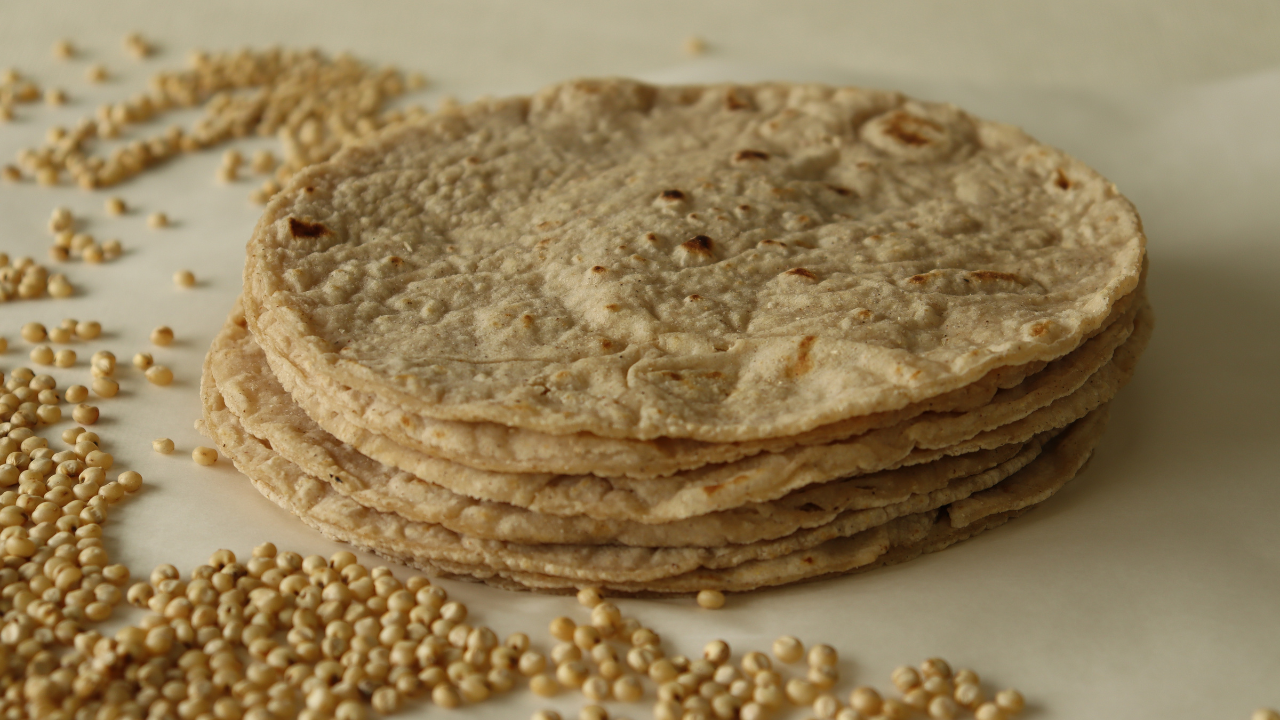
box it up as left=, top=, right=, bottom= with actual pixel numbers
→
left=202, top=353, right=1114, bottom=592
left=243, top=79, right=1146, bottom=444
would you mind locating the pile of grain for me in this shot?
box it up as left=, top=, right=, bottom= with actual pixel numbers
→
left=202, top=79, right=1151, bottom=594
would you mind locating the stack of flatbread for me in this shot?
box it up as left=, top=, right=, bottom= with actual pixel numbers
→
left=201, top=79, right=1151, bottom=594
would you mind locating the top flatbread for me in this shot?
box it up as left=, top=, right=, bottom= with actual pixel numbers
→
left=245, top=79, right=1145, bottom=442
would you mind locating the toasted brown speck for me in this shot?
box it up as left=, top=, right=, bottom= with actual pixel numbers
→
left=968, top=270, right=1024, bottom=284
left=681, top=235, right=714, bottom=255
left=826, top=184, right=855, bottom=197
left=785, top=268, right=817, bottom=280
left=882, top=111, right=944, bottom=146
left=288, top=217, right=330, bottom=238
left=590, top=265, right=608, bottom=274
left=786, top=336, right=817, bottom=378
left=1054, top=168, right=1072, bottom=190
left=659, top=189, right=686, bottom=201
left=724, top=90, right=751, bottom=111
left=732, top=149, right=770, bottom=162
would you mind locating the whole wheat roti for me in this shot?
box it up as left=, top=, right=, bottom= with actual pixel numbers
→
left=211, top=309, right=1054, bottom=546
left=202, top=355, right=1111, bottom=590
left=242, top=298, right=1149, bottom=523
left=243, top=78, right=1146, bottom=443
left=253, top=278, right=1140, bottom=479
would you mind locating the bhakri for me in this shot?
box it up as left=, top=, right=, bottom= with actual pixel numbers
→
left=242, top=79, right=1146, bottom=443
left=202, top=353, right=1114, bottom=592
left=209, top=78, right=1154, bottom=594
left=218, top=296, right=1149, bottom=522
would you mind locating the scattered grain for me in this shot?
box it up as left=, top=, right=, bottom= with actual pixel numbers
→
left=22, top=322, right=47, bottom=342
left=151, top=325, right=174, bottom=346
left=92, top=377, right=119, bottom=398
left=72, top=403, right=99, bottom=424
left=696, top=589, right=725, bottom=609
left=192, top=446, right=218, bottom=466
left=772, top=636, right=803, bottom=664
left=994, top=689, right=1025, bottom=714
left=76, top=320, right=102, bottom=339
left=30, top=345, right=54, bottom=365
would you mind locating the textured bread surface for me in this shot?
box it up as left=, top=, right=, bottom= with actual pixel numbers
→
left=244, top=79, right=1146, bottom=443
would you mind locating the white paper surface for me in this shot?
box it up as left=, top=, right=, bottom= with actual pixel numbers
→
left=1, top=4, right=1278, bottom=718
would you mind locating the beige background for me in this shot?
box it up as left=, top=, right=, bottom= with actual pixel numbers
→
left=1, top=2, right=1278, bottom=717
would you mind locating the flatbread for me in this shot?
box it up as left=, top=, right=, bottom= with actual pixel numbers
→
left=213, top=307, right=1054, bottom=546
left=243, top=79, right=1146, bottom=444
left=202, top=352, right=1112, bottom=591
left=234, top=297, right=1148, bottom=523
left=251, top=277, right=1141, bottom=479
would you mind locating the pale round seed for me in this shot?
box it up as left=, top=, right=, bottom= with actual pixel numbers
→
left=174, top=270, right=195, bottom=288
left=73, top=320, right=99, bottom=340
left=192, top=447, right=218, bottom=466
left=928, top=696, right=960, bottom=720
left=921, top=658, right=952, bottom=680
left=696, top=589, right=725, bottom=609
left=772, top=636, right=803, bottom=664
left=955, top=682, right=984, bottom=709
left=72, top=404, right=99, bottom=424
left=53, top=349, right=75, bottom=367
left=21, top=323, right=47, bottom=342
left=30, top=346, right=54, bottom=365
left=891, top=665, right=921, bottom=692
left=65, top=386, right=89, bottom=403
left=813, top=694, right=841, bottom=720
left=145, top=365, right=173, bottom=386
left=529, top=673, right=559, bottom=697
left=118, top=471, right=143, bottom=493
left=148, top=212, right=169, bottom=228
left=105, top=198, right=126, bottom=216
left=152, top=438, right=174, bottom=454
left=903, top=688, right=931, bottom=710
left=807, top=644, right=837, bottom=668
left=975, top=703, right=1007, bottom=720
left=850, top=686, right=882, bottom=715
left=577, top=586, right=603, bottom=607
left=785, top=678, right=817, bottom=705
left=92, top=378, right=119, bottom=398
left=923, top=676, right=953, bottom=697
left=133, top=352, right=153, bottom=370
left=613, top=674, right=643, bottom=702
left=150, top=326, right=174, bottom=346
left=703, top=639, right=730, bottom=665
left=549, top=616, right=575, bottom=641
left=994, top=689, right=1025, bottom=714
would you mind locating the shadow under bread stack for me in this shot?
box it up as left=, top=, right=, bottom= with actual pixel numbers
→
left=202, top=79, right=1151, bottom=594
